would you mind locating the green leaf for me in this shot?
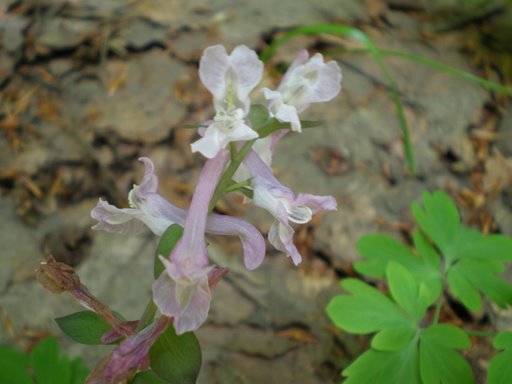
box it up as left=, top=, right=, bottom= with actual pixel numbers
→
left=355, top=234, right=417, bottom=277
left=447, top=259, right=512, bottom=311
left=326, top=279, right=413, bottom=334
left=446, top=231, right=512, bottom=262
left=31, top=338, right=72, bottom=384
left=55, top=311, right=112, bottom=345
left=149, top=324, right=202, bottom=384
left=446, top=266, right=482, bottom=311
left=355, top=232, right=442, bottom=304
left=343, top=339, right=420, bottom=384
left=419, top=325, right=473, bottom=384
left=488, top=349, right=512, bottom=384
left=248, top=104, right=271, bottom=129
left=0, top=360, right=33, bottom=384
left=371, top=326, right=417, bottom=351
left=493, top=332, right=512, bottom=349
left=411, top=191, right=460, bottom=252
left=154, top=224, right=183, bottom=279
left=69, top=358, right=89, bottom=384
left=130, top=370, right=168, bottom=384
left=489, top=333, right=512, bottom=384
left=386, top=262, right=428, bottom=322
left=0, top=345, right=30, bottom=370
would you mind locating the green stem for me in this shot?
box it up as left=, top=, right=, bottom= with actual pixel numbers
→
left=432, top=295, right=443, bottom=325
left=135, top=298, right=158, bottom=332
left=208, top=139, right=256, bottom=212
left=224, top=179, right=253, bottom=194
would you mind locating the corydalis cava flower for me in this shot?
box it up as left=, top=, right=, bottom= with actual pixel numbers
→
left=244, top=150, right=337, bottom=265
left=191, top=45, right=263, bottom=159
left=91, top=157, right=265, bottom=271
left=152, top=150, right=229, bottom=334
left=264, top=50, right=342, bottom=132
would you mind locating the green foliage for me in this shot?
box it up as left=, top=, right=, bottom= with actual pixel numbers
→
left=149, top=324, right=202, bottom=384
left=327, top=190, right=512, bottom=383
left=130, top=370, right=168, bottom=384
left=488, top=332, right=512, bottom=384
left=55, top=311, right=112, bottom=345
left=0, top=338, right=88, bottom=384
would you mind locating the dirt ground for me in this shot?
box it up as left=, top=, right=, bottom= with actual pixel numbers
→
left=1, top=1, right=512, bottom=383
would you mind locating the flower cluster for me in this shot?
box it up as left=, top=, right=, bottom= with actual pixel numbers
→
left=91, top=45, right=341, bottom=338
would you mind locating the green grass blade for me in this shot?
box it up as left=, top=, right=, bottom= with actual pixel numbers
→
left=261, top=23, right=416, bottom=174
left=340, top=48, right=512, bottom=96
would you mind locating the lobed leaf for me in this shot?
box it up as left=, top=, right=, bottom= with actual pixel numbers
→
left=386, top=262, right=431, bottom=323
left=371, top=326, right=417, bottom=351
left=355, top=234, right=417, bottom=277
left=419, top=325, right=473, bottom=384
left=31, top=338, right=72, bottom=384
left=411, top=191, right=460, bottom=253
left=55, top=311, right=112, bottom=345
left=446, top=231, right=512, bottom=262
left=326, top=279, right=413, bottom=334
left=343, top=339, right=420, bottom=384
left=355, top=232, right=442, bottom=304
left=489, top=332, right=512, bottom=384
left=447, top=259, right=512, bottom=311
left=149, top=324, right=202, bottom=384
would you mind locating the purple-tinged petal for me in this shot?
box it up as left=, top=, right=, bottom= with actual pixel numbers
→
left=153, top=150, right=229, bottom=334
left=102, top=316, right=170, bottom=383
left=268, top=220, right=302, bottom=266
left=136, top=157, right=158, bottom=195
left=91, top=199, right=145, bottom=235
left=264, top=50, right=342, bottom=131
left=296, top=193, right=337, bottom=213
left=152, top=269, right=212, bottom=334
left=199, top=44, right=263, bottom=113
left=229, top=45, right=264, bottom=110
left=244, top=150, right=337, bottom=264
left=206, top=215, right=266, bottom=270
left=199, top=45, right=230, bottom=103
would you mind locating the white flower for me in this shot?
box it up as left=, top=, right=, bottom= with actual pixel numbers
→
left=191, top=45, right=263, bottom=159
left=264, top=50, right=342, bottom=132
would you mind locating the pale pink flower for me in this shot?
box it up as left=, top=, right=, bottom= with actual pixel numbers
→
left=244, top=150, right=337, bottom=265
left=263, top=50, right=342, bottom=132
left=191, top=45, right=263, bottom=158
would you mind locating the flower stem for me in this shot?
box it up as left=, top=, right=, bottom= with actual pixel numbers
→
left=208, top=139, right=256, bottom=212
left=136, top=298, right=158, bottom=332
left=432, top=294, right=443, bottom=325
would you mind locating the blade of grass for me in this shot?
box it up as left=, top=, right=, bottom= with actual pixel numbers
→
left=261, top=24, right=416, bottom=174
left=337, top=48, right=512, bottom=96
